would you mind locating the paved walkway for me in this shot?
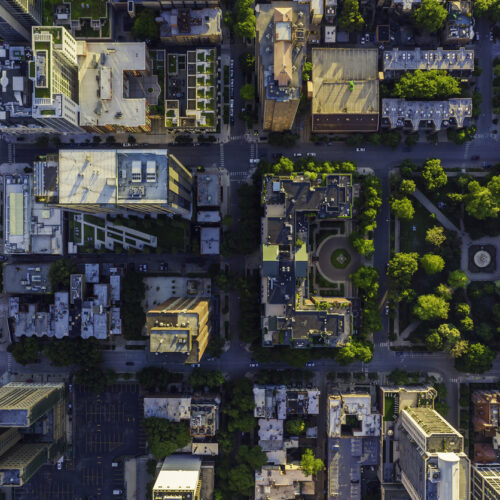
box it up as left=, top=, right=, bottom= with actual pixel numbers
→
left=412, top=189, right=460, bottom=233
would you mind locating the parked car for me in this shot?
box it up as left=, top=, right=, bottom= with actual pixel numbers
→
left=305, top=361, right=315, bottom=367
left=293, top=152, right=302, bottom=157
left=356, top=147, right=366, bottom=152
left=307, top=152, right=316, bottom=157
left=385, top=305, right=390, bottom=316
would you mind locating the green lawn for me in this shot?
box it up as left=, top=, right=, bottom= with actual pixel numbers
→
left=399, top=198, right=433, bottom=254
left=43, top=0, right=108, bottom=24
left=96, top=228, right=106, bottom=241
left=84, top=214, right=105, bottom=227
left=83, top=224, right=95, bottom=244
left=330, top=249, right=351, bottom=269
left=384, top=396, right=395, bottom=421
left=69, top=217, right=81, bottom=243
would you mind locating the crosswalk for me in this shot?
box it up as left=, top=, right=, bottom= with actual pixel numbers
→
left=376, top=342, right=390, bottom=348
left=7, top=143, right=15, bottom=164
left=449, top=378, right=459, bottom=383
left=230, top=171, right=247, bottom=178
left=219, top=143, right=224, bottom=168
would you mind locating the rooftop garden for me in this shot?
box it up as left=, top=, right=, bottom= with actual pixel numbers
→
left=43, top=0, right=108, bottom=24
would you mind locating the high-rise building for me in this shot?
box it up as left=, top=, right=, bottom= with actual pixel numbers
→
left=33, top=149, right=193, bottom=218
left=255, top=2, right=308, bottom=132
left=0, top=382, right=66, bottom=487
left=0, top=0, right=41, bottom=41
left=472, top=464, right=500, bottom=500
left=29, top=26, right=82, bottom=133
left=146, top=297, right=211, bottom=364
left=152, top=455, right=203, bottom=500
left=399, top=407, right=470, bottom=500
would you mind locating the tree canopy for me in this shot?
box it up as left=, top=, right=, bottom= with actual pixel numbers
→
left=232, top=0, right=256, bottom=39
left=335, top=339, right=373, bottom=365
left=222, top=379, right=256, bottom=433
left=44, top=337, right=102, bottom=367
left=412, top=0, right=448, bottom=33
left=464, top=176, right=500, bottom=220
left=132, top=10, right=159, bottom=41
left=239, top=83, right=255, bottom=101
left=136, top=367, right=182, bottom=392
left=338, top=0, right=365, bottom=31
left=301, top=449, right=325, bottom=476
left=448, top=270, right=469, bottom=289
left=456, top=343, right=496, bottom=373
left=420, top=253, right=445, bottom=275
left=422, top=159, right=448, bottom=191
left=143, top=418, right=191, bottom=459
left=286, top=418, right=306, bottom=435
left=393, top=71, right=461, bottom=100
left=49, top=259, right=76, bottom=292
left=235, top=445, right=268, bottom=470
left=8, top=337, right=40, bottom=365
left=425, top=226, right=446, bottom=247
left=413, top=294, right=449, bottom=321
left=350, top=266, right=379, bottom=299
left=387, top=252, right=419, bottom=288
left=188, top=369, right=225, bottom=389
left=399, top=179, right=416, bottom=196
left=391, top=197, right=415, bottom=220
left=474, top=0, right=500, bottom=21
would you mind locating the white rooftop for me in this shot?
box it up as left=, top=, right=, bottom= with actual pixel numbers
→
left=153, top=455, right=201, bottom=493
left=144, top=397, right=192, bottom=421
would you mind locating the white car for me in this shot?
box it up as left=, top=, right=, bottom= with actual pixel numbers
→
left=356, top=147, right=366, bottom=152
left=490, top=31, right=494, bottom=42
left=385, top=305, right=390, bottom=316
left=293, top=153, right=302, bottom=157
left=249, top=362, right=259, bottom=368
left=307, top=152, right=316, bottom=157
left=360, top=36, right=365, bottom=45
left=476, top=33, right=480, bottom=41
left=305, top=361, right=315, bottom=367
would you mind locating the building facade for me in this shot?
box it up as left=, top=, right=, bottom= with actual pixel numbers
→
left=29, top=26, right=82, bottom=133
left=0, top=383, right=66, bottom=487
left=0, top=0, right=41, bottom=42
left=472, top=465, right=500, bottom=500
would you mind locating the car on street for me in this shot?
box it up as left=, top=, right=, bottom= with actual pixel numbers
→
left=249, top=362, right=259, bottom=368
left=293, top=153, right=302, bottom=157
left=192, top=363, right=201, bottom=368
left=385, top=304, right=390, bottom=316
left=356, top=148, right=366, bottom=152
left=360, top=36, right=365, bottom=44
left=305, top=361, right=315, bottom=367
left=307, top=152, right=316, bottom=157
left=160, top=262, right=168, bottom=271
left=476, top=33, right=480, bottom=41
left=139, top=264, right=148, bottom=272
left=490, top=31, right=494, bottom=42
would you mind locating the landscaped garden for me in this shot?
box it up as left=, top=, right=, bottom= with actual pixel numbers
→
left=330, top=249, right=351, bottom=269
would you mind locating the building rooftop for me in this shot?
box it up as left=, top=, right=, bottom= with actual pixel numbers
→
left=56, top=149, right=169, bottom=206
left=144, top=397, right=191, bottom=421
left=311, top=48, right=379, bottom=133
left=382, top=98, right=472, bottom=131
left=256, top=2, right=308, bottom=103
left=3, top=263, right=51, bottom=294
left=196, top=173, right=220, bottom=207
left=383, top=47, right=474, bottom=73
left=159, top=8, right=221, bottom=38
left=78, top=41, right=152, bottom=129
left=153, top=455, right=201, bottom=493
left=255, top=464, right=315, bottom=500
left=200, top=227, right=219, bottom=255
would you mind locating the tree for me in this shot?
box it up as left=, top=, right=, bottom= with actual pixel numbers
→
left=420, top=254, right=445, bottom=275
left=227, top=464, right=254, bottom=495
left=302, top=61, right=312, bottom=82
left=286, top=418, right=306, bottom=435
left=236, top=445, right=268, bottom=470
left=422, top=159, right=447, bottom=192
left=132, top=10, right=159, bottom=41
left=387, top=252, right=419, bottom=288
left=435, top=283, right=453, bottom=301
left=463, top=177, right=500, bottom=220
left=456, top=343, right=496, bottom=373
left=425, top=330, right=443, bottom=350
left=393, top=71, right=460, bottom=100
left=350, top=235, right=375, bottom=257
left=300, top=449, right=325, bottom=477
left=239, top=83, right=255, bottom=101
left=448, top=270, right=469, bottom=289
left=474, top=0, right=500, bottom=21
left=137, top=367, right=182, bottom=392
left=143, top=418, right=191, bottom=459
left=338, top=0, right=365, bottom=31
left=238, top=52, right=255, bottom=73
left=74, top=367, right=117, bottom=393
left=188, top=368, right=225, bottom=389
left=49, top=259, right=77, bottom=291
left=7, top=337, right=40, bottom=365
left=412, top=0, right=448, bottom=33
left=350, top=266, right=379, bottom=299
left=399, top=179, right=416, bottom=196
left=425, top=226, right=446, bottom=247
left=335, top=339, right=373, bottom=365
left=44, top=337, right=102, bottom=367
left=233, top=0, right=256, bottom=39
left=413, top=294, right=449, bottom=321
left=391, top=197, right=415, bottom=219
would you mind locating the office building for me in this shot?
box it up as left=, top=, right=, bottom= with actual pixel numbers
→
left=0, top=43, right=49, bottom=134
left=0, top=0, right=41, bottom=42
left=261, top=174, right=353, bottom=348
left=3, top=174, right=63, bottom=255
left=152, top=455, right=202, bottom=500
left=383, top=47, right=474, bottom=76
left=311, top=48, right=379, bottom=133
left=34, top=149, right=193, bottom=218
left=399, top=407, right=470, bottom=500
left=327, top=393, right=380, bottom=500
left=255, top=2, right=308, bottom=131
left=29, top=26, right=82, bottom=133
left=472, top=464, right=500, bottom=500
left=0, top=382, right=66, bottom=487
left=381, top=98, right=472, bottom=131
left=78, top=41, right=156, bottom=133
left=159, top=8, right=222, bottom=45
left=146, top=297, right=211, bottom=364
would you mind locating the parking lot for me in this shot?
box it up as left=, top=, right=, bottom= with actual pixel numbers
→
left=14, top=383, right=144, bottom=500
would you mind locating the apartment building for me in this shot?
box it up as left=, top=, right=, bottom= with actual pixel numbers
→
left=33, top=149, right=193, bottom=218
left=472, top=464, right=500, bottom=500
left=260, top=174, right=353, bottom=348
left=0, top=383, right=66, bottom=487
left=472, top=390, right=500, bottom=464
left=399, top=407, right=470, bottom=499
left=146, top=297, right=211, bottom=364
left=0, top=0, right=41, bottom=42
left=29, top=26, right=82, bottom=133
left=381, top=98, right=472, bottom=131
left=159, top=8, right=221, bottom=45
left=255, top=2, right=308, bottom=131
left=78, top=41, right=156, bottom=133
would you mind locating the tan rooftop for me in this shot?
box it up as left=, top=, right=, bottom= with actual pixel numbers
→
left=273, top=8, right=293, bottom=87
